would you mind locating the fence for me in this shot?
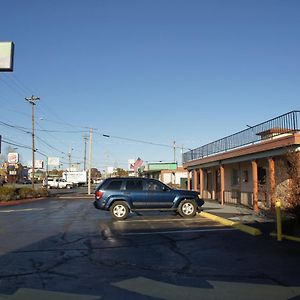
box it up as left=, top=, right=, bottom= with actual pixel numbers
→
left=183, top=111, right=300, bottom=164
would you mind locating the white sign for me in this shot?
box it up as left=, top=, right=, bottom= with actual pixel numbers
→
left=8, top=152, right=19, bottom=164
left=0, top=42, right=14, bottom=71
left=48, top=157, right=60, bottom=166
left=35, top=160, right=44, bottom=169
left=28, top=160, right=44, bottom=169
left=107, top=166, right=114, bottom=174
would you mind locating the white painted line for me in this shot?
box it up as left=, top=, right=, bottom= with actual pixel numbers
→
left=58, top=196, right=93, bottom=199
left=0, top=208, right=44, bottom=213
left=120, top=217, right=203, bottom=223
left=121, top=228, right=237, bottom=236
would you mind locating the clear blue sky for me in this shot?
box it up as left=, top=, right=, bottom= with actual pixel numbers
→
left=0, top=0, right=299, bottom=171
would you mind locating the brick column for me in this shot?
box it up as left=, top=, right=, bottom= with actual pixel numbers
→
left=268, top=157, right=276, bottom=207
left=220, top=165, right=225, bottom=205
left=193, top=169, right=198, bottom=191
left=199, top=168, right=204, bottom=197
left=251, top=160, right=259, bottom=212
left=187, top=170, right=191, bottom=190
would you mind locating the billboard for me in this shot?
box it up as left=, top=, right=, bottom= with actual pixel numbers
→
left=8, top=152, right=19, bottom=164
left=35, top=160, right=44, bottom=169
left=28, top=160, right=44, bottom=169
left=0, top=42, right=14, bottom=72
left=48, top=157, right=60, bottom=166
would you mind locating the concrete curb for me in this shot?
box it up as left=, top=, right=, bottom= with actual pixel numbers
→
left=198, top=211, right=262, bottom=236
left=0, top=194, right=94, bottom=207
left=270, top=232, right=300, bottom=242
left=0, top=197, right=47, bottom=207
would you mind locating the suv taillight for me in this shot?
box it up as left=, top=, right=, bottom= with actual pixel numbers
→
left=95, top=190, right=103, bottom=200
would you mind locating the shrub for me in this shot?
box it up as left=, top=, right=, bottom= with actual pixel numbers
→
left=285, top=151, right=300, bottom=218
left=0, top=186, right=49, bottom=202
left=0, top=186, right=18, bottom=201
left=36, top=188, right=49, bottom=197
left=19, top=187, right=36, bottom=199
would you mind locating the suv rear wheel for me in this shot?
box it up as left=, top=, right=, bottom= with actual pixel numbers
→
left=178, top=199, right=196, bottom=218
left=110, top=201, right=129, bottom=220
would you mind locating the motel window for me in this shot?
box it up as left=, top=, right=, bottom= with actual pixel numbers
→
left=243, top=170, right=249, bottom=183
left=231, top=169, right=240, bottom=186
left=258, top=167, right=266, bottom=185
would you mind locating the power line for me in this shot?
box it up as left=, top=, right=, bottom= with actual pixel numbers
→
left=0, top=120, right=31, bottom=134
left=0, top=75, right=25, bottom=98
left=2, top=138, right=32, bottom=150
left=35, top=135, right=66, bottom=155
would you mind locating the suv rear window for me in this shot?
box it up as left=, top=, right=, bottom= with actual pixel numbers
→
left=106, top=180, right=123, bottom=190
left=125, top=180, right=143, bottom=191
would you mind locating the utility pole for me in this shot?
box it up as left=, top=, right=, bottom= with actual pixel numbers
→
left=68, top=146, right=73, bottom=171
left=173, top=140, right=176, bottom=163
left=25, top=95, right=40, bottom=189
left=83, top=134, right=88, bottom=170
left=88, top=128, right=93, bottom=195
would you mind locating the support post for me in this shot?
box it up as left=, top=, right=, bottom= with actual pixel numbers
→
left=251, top=160, right=259, bottom=212
left=220, top=165, right=224, bottom=205
left=187, top=170, right=191, bottom=190
left=199, top=168, right=203, bottom=197
left=268, top=157, right=276, bottom=207
left=193, top=169, right=198, bottom=191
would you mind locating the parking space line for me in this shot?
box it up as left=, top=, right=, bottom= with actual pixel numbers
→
left=0, top=208, right=44, bottom=213
left=121, top=228, right=237, bottom=236
left=120, top=217, right=204, bottom=223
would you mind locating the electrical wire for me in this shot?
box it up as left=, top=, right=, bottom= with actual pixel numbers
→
left=2, top=138, right=32, bottom=150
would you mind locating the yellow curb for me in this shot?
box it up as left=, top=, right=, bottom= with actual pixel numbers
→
left=198, top=211, right=262, bottom=236
left=270, top=232, right=300, bottom=242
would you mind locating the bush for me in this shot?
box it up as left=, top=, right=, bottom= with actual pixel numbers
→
left=0, top=186, right=18, bottom=201
left=285, top=152, right=300, bottom=218
left=19, top=187, right=35, bottom=199
left=0, top=186, right=49, bottom=202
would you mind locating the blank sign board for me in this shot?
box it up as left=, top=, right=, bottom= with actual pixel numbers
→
left=0, top=42, right=14, bottom=72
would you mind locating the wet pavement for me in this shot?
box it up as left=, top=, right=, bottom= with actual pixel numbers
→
left=0, top=196, right=299, bottom=299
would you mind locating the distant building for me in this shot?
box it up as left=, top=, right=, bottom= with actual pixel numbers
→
left=143, top=162, right=188, bottom=188
left=183, top=111, right=300, bottom=211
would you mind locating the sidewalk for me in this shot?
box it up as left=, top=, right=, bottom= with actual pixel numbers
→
left=202, top=200, right=275, bottom=224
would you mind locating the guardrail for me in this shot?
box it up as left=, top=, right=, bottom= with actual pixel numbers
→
left=183, top=111, right=300, bottom=164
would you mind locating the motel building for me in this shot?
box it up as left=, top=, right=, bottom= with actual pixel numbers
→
left=183, top=111, right=300, bottom=211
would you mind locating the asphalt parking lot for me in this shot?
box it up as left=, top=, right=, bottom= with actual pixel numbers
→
left=0, top=195, right=300, bottom=299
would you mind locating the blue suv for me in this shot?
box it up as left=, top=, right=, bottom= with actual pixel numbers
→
left=94, top=177, right=204, bottom=220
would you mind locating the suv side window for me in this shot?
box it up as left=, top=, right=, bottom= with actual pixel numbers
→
left=147, top=180, right=165, bottom=191
left=106, top=180, right=123, bottom=190
left=125, top=180, right=143, bottom=191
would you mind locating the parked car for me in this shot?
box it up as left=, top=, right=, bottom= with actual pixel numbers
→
left=94, top=177, right=204, bottom=220
left=20, top=178, right=32, bottom=184
left=44, top=177, right=74, bottom=189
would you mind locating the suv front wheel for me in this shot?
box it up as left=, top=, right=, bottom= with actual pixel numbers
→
left=110, top=201, right=129, bottom=220
left=178, top=199, right=197, bottom=218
